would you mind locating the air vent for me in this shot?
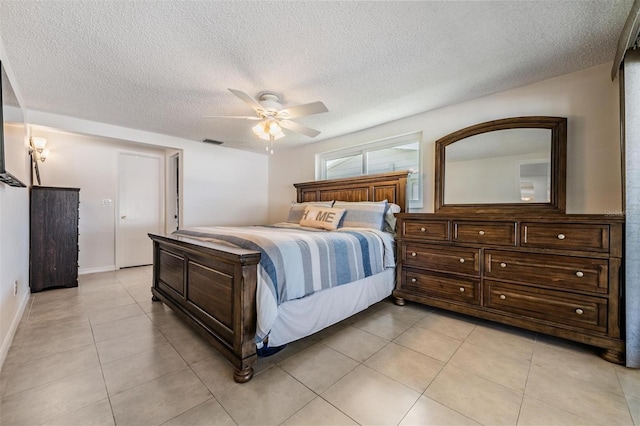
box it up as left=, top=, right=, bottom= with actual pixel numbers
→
left=201, top=138, right=223, bottom=145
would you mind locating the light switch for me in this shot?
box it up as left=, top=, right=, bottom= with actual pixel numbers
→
left=101, top=199, right=112, bottom=207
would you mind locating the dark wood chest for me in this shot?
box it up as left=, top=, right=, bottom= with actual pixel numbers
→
left=29, top=186, right=80, bottom=292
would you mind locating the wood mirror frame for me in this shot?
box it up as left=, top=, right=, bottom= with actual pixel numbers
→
left=435, top=116, right=567, bottom=214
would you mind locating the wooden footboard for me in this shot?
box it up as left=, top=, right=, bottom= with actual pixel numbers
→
left=148, top=233, right=261, bottom=382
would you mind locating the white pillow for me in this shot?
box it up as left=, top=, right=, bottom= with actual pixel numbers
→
left=287, top=201, right=334, bottom=223
left=299, top=205, right=346, bottom=231
left=383, top=203, right=402, bottom=233
left=388, top=203, right=401, bottom=214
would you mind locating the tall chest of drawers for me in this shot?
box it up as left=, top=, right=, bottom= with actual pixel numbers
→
left=393, top=213, right=625, bottom=363
left=30, top=186, right=80, bottom=293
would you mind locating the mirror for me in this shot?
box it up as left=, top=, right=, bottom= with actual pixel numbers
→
left=435, top=116, right=566, bottom=214
left=444, top=128, right=551, bottom=204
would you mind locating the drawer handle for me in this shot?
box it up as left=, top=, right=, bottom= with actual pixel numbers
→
left=459, top=287, right=465, bottom=292
left=478, top=230, right=485, bottom=236
left=575, top=271, right=584, bottom=278
left=459, top=258, right=465, bottom=263
left=575, top=308, right=584, bottom=315
left=411, top=252, right=417, bottom=257
left=499, top=294, right=506, bottom=300
left=420, top=227, right=426, bottom=232
left=411, top=278, right=417, bottom=283
left=557, top=233, right=566, bottom=240
left=500, top=262, right=507, bottom=268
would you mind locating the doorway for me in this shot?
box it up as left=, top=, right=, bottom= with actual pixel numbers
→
left=167, top=153, right=180, bottom=233
left=116, top=152, right=163, bottom=268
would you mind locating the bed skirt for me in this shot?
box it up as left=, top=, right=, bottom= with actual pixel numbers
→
left=268, top=268, right=395, bottom=346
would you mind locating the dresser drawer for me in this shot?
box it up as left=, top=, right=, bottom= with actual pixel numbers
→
left=521, top=223, right=610, bottom=252
left=453, top=221, right=516, bottom=246
left=401, top=220, right=450, bottom=241
left=402, top=242, right=480, bottom=276
left=485, top=250, right=609, bottom=294
left=401, top=268, right=480, bottom=305
left=484, top=281, right=607, bottom=333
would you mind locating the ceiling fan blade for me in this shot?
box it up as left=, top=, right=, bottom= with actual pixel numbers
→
left=279, top=120, right=321, bottom=138
left=278, top=101, right=328, bottom=119
left=201, top=115, right=261, bottom=120
left=228, top=88, right=264, bottom=113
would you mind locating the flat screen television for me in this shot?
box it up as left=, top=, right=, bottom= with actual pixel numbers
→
left=0, top=60, right=26, bottom=187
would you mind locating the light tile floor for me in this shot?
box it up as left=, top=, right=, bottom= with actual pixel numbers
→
left=0, top=266, right=638, bottom=425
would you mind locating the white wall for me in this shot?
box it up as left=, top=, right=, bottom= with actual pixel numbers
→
left=29, top=122, right=270, bottom=274
left=31, top=130, right=166, bottom=273
left=445, top=152, right=548, bottom=204
left=0, top=125, right=30, bottom=371
left=0, top=42, right=31, bottom=370
left=268, top=63, right=622, bottom=221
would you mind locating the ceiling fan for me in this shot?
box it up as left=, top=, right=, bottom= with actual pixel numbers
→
left=204, top=89, right=329, bottom=153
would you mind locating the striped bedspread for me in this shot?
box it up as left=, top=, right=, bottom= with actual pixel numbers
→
left=173, top=223, right=395, bottom=340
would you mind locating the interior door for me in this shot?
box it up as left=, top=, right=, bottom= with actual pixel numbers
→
left=117, top=152, right=163, bottom=268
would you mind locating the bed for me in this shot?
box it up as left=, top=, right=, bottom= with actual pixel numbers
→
left=148, top=171, right=409, bottom=382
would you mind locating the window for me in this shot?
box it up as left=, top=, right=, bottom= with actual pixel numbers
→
left=316, top=133, right=422, bottom=208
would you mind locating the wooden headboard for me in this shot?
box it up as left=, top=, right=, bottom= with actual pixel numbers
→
left=294, top=171, right=410, bottom=212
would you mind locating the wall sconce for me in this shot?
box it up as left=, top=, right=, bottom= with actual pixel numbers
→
left=30, top=137, right=49, bottom=162
left=29, top=137, right=49, bottom=185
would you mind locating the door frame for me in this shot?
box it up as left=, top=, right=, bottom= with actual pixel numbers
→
left=166, top=151, right=181, bottom=233
left=115, top=150, right=165, bottom=269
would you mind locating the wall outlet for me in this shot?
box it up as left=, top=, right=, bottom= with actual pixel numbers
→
left=13, top=280, right=18, bottom=295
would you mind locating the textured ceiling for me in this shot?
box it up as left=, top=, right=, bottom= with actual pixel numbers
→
left=0, top=1, right=633, bottom=153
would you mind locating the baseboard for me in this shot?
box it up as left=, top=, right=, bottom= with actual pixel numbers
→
left=78, top=265, right=116, bottom=275
left=0, top=290, right=31, bottom=373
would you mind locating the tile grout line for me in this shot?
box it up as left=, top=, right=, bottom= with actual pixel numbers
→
left=6, top=267, right=637, bottom=426
left=89, top=297, right=119, bottom=426
left=513, top=331, right=537, bottom=426
left=23, top=309, right=114, bottom=425
left=281, top=321, right=421, bottom=425
left=415, top=323, right=470, bottom=422
left=527, top=335, right=635, bottom=424
left=143, top=304, right=239, bottom=425
left=273, top=320, right=396, bottom=425
left=97, top=272, right=185, bottom=425
left=614, top=367, right=639, bottom=423
left=275, top=362, right=363, bottom=426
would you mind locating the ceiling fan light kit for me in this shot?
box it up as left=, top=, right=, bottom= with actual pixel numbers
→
left=252, top=119, right=285, bottom=141
left=205, top=88, right=329, bottom=154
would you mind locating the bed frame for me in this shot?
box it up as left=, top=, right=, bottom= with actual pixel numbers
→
left=148, top=171, right=409, bottom=382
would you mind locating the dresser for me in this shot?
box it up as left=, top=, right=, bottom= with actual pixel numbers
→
left=393, top=213, right=625, bottom=363
left=30, top=186, right=80, bottom=292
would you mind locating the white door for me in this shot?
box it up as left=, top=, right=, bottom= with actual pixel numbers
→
left=117, top=153, right=163, bottom=268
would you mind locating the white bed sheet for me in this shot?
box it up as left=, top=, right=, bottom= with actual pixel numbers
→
left=267, top=268, right=395, bottom=346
